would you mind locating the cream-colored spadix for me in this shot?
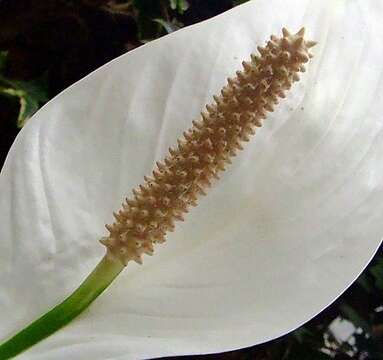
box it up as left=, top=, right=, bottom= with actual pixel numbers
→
left=100, top=28, right=316, bottom=265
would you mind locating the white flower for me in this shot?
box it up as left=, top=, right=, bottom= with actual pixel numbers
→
left=0, top=0, right=381, bottom=359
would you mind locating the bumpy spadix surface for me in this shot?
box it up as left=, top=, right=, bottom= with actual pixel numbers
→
left=101, top=27, right=315, bottom=265
left=0, top=0, right=382, bottom=359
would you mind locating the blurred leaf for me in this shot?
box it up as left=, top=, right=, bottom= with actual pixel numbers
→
left=369, top=257, right=383, bottom=290
left=288, top=343, right=333, bottom=360
left=356, top=273, right=374, bottom=293
left=0, top=75, right=48, bottom=127
left=233, top=0, right=249, bottom=5
left=0, top=51, right=48, bottom=126
left=0, top=51, right=7, bottom=72
left=353, top=332, right=383, bottom=360
left=153, top=18, right=183, bottom=33
left=133, top=0, right=165, bottom=40
left=340, top=304, right=371, bottom=333
left=293, top=327, right=315, bottom=344
left=169, top=0, right=189, bottom=14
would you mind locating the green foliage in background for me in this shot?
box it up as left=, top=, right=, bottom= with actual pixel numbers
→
left=0, top=1, right=382, bottom=359
left=0, top=52, right=48, bottom=127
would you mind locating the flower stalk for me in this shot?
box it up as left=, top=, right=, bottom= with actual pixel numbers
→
left=0, top=256, right=124, bottom=360
left=0, top=27, right=315, bottom=359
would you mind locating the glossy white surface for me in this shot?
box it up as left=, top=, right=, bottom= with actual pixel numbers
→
left=0, top=0, right=382, bottom=358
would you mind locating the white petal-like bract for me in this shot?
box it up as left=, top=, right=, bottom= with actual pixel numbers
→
left=0, top=0, right=382, bottom=359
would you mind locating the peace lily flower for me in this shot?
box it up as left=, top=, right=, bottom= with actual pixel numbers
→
left=0, top=23, right=315, bottom=358
left=0, top=0, right=382, bottom=359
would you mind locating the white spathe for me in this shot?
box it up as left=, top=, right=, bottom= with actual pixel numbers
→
left=0, top=0, right=382, bottom=359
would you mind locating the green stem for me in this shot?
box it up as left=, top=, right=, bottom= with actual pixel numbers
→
left=0, top=255, right=124, bottom=360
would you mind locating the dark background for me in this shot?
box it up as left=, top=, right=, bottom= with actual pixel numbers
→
left=0, top=1, right=382, bottom=359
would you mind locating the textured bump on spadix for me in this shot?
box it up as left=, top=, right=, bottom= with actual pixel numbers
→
left=100, top=27, right=316, bottom=265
